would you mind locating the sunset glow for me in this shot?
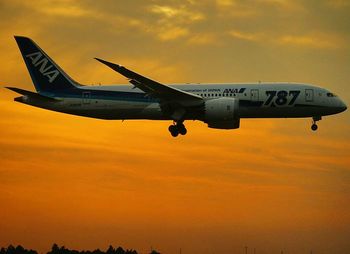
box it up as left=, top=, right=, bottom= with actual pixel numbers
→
left=0, top=1, right=349, bottom=254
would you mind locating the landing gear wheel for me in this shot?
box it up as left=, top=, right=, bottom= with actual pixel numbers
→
left=168, top=122, right=187, bottom=137
left=177, top=123, right=187, bottom=135
left=168, top=125, right=179, bottom=137
left=178, top=127, right=187, bottom=135
left=311, top=116, right=321, bottom=132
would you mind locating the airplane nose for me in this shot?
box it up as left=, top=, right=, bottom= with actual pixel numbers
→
left=342, top=103, right=347, bottom=112
left=339, top=100, right=347, bottom=112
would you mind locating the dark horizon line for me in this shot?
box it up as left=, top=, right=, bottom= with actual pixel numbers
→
left=0, top=244, right=161, bottom=254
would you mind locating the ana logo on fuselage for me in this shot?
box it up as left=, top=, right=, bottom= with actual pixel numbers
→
left=26, top=51, right=59, bottom=83
left=223, top=88, right=246, bottom=94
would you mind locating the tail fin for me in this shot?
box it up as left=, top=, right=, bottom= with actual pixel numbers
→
left=14, top=36, right=80, bottom=95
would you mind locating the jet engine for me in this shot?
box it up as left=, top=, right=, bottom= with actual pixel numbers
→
left=204, top=97, right=240, bottom=129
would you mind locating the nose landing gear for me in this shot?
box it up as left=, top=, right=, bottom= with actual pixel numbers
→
left=311, top=116, right=321, bottom=131
left=168, top=122, right=187, bottom=137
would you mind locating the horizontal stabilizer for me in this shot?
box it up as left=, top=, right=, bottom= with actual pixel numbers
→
left=6, top=87, right=60, bottom=101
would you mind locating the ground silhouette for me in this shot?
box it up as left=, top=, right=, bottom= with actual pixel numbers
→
left=0, top=245, right=155, bottom=254
left=0, top=245, right=37, bottom=254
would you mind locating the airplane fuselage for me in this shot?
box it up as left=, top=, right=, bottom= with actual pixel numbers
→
left=17, top=83, right=346, bottom=121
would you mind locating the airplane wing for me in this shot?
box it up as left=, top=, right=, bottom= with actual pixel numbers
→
left=94, top=58, right=203, bottom=107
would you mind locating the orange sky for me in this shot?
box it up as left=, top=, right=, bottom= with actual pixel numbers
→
left=0, top=1, right=350, bottom=254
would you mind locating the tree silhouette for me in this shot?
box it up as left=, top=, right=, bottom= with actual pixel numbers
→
left=0, top=245, right=37, bottom=254
left=0, top=245, right=137, bottom=254
left=6, top=245, right=16, bottom=254
left=49, top=244, right=60, bottom=254
left=106, top=246, right=114, bottom=254
left=15, top=246, right=24, bottom=254
left=92, top=249, right=103, bottom=254
left=115, top=247, right=124, bottom=254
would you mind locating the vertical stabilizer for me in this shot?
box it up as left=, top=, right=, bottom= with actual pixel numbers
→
left=14, top=36, right=80, bottom=95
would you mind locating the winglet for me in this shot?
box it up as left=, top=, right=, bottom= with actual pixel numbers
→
left=95, top=57, right=123, bottom=72
left=94, top=57, right=143, bottom=82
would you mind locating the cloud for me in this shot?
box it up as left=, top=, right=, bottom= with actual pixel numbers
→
left=227, top=29, right=345, bottom=50
left=216, top=0, right=236, bottom=7
left=187, top=33, right=218, bottom=45
left=278, top=34, right=343, bottom=49
left=228, top=30, right=262, bottom=41
left=216, top=1, right=259, bottom=18
left=151, top=5, right=180, bottom=18
left=147, top=4, right=205, bottom=41
left=21, top=0, right=91, bottom=17
left=155, top=25, right=190, bottom=41
left=149, top=4, right=205, bottom=23
left=216, top=0, right=304, bottom=19
left=257, top=0, right=305, bottom=12
left=327, top=0, right=350, bottom=8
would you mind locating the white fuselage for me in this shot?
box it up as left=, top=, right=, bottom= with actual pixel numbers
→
left=20, top=82, right=346, bottom=121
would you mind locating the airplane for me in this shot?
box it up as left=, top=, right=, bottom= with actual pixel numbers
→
left=6, top=36, right=347, bottom=137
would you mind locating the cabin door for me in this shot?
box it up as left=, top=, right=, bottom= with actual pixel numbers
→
left=82, top=91, right=91, bottom=104
left=251, top=89, right=259, bottom=101
left=305, top=89, right=314, bottom=102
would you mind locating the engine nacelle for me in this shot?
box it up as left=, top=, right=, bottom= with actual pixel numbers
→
left=204, top=97, right=240, bottom=129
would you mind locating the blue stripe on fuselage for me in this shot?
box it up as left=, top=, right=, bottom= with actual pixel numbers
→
left=51, top=88, right=159, bottom=103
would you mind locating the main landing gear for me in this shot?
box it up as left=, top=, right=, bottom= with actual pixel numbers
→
left=311, top=116, right=321, bottom=131
left=168, top=122, right=187, bottom=137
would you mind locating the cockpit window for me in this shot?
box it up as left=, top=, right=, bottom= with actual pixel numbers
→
left=327, top=92, right=336, bottom=97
